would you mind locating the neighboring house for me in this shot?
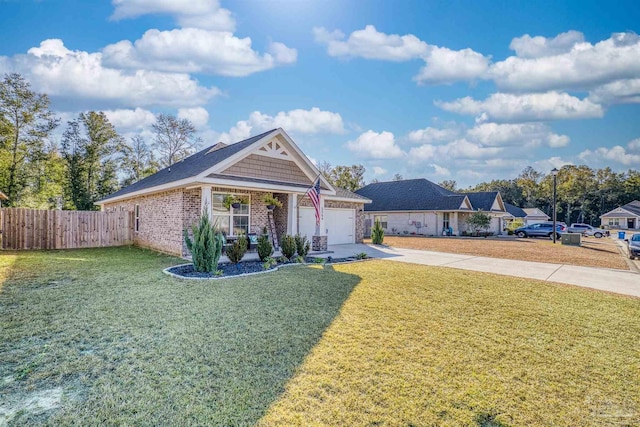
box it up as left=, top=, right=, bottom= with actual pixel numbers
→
left=522, top=207, right=550, bottom=225
left=600, top=201, right=640, bottom=229
left=97, top=128, right=370, bottom=256
left=503, top=203, right=527, bottom=224
left=354, top=179, right=507, bottom=236
left=0, top=191, right=7, bottom=208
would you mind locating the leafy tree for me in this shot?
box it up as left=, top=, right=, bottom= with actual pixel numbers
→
left=392, top=173, right=403, bottom=181
left=61, top=112, right=124, bottom=210
left=466, top=211, right=492, bottom=234
left=120, top=136, right=159, bottom=186
left=153, top=113, right=201, bottom=166
left=319, top=163, right=366, bottom=191
left=517, top=166, right=543, bottom=207
left=0, top=73, right=58, bottom=206
left=438, top=179, right=457, bottom=192
left=19, top=144, right=66, bottom=209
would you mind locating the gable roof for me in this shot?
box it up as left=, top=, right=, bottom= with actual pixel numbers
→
left=600, top=200, right=640, bottom=218
left=98, top=128, right=335, bottom=204
left=466, top=191, right=504, bottom=212
left=355, top=179, right=470, bottom=212
left=523, top=208, right=550, bottom=218
left=504, top=203, right=527, bottom=218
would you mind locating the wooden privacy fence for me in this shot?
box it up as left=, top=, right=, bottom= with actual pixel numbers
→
left=0, top=208, right=134, bottom=250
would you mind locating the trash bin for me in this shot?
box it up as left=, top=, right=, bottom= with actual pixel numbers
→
left=618, top=231, right=626, bottom=239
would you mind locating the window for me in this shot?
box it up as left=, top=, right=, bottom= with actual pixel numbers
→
left=374, top=215, right=388, bottom=229
left=608, top=218, right=619, bottom=226
left=212, top=193, right=250, bottom=236
left=443, top=212, right=450, bottom=230
left=134, top=204, right=140, bottom=232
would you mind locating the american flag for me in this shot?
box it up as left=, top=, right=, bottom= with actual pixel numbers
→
left=306, top=177, right=321, bottom=225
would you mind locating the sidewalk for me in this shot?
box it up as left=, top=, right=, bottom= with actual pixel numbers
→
left=321, top=244, right=640, bottom=298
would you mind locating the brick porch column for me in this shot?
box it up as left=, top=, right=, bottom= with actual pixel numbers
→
left=312, top=194, right=327, bottom=251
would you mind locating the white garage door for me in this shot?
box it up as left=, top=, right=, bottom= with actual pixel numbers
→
left=299, top=207, right=355, bottom=245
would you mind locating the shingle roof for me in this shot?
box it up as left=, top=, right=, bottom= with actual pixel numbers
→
left=99, top=129, right=277, bottom=202
left=333, top=187, right=371, bottom=202
left=466, top=191, right=500, bottom=211
left=504, top=203, right=527, bottom=218
left=355, top=179, right=468, bottom=212
left=601, top=200, right=640, bottom=217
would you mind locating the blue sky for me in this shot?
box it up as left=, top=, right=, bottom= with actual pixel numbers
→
left=1, top=0, right=639, bottom=187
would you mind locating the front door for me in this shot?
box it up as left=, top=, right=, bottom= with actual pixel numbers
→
left=629, top=218, right=636, bottom=229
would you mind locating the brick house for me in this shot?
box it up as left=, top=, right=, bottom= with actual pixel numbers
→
left=355, top=179, right=507, bottom=236
left=97, top=128, right=370, bottom=256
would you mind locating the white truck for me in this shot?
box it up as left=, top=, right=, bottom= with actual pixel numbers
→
left=566, top=223, right=609, bottom=238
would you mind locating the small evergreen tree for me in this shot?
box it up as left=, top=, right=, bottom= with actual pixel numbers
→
left=294, top=234, right=311, bottom=258
left=184, top=212, right=225, bottom=272
left=257, top=227, right=273, bottom=261
left=226, top=235, right=248, bottom=266
left=281, top=235, right=296, bottom=259
left=371, top=219, right=384, bottom=244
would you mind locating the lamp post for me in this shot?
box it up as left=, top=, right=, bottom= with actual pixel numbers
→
left=551, top=167, right=559, bottom=244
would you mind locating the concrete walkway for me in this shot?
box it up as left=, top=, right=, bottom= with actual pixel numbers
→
left=319, top=244, right=640, bottom=298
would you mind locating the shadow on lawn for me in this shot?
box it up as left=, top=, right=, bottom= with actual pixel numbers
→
left=0, top=247, right=362, bottom=426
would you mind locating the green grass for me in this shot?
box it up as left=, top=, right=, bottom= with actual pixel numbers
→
left=2, top=249, right=639, bottom=426
left=260, top=261, right=640, bottom=426
left=0, top=247, right=360, bottom=426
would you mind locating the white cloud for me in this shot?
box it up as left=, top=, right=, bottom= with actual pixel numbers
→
left=408, top=126, right=461, bottom=144
left=408, top=138, right=502, bottom=162
left=102, top=28, right=296, bottom=77
left=579, top=138, right=640, bottom=166
left=466, top=122, right=570, bottom=147
left=588, top=78, right=640, bottom=104
left=436, top=91, right=604, bottom=122
left=414, top=46, right=490, bottom=84
left=509, top=30, right=585, bottom=58
left=347, top=130, right=405, bottom=159
left=0, top=39, right=220, bottom=108
left=220, top=107, right=346, bottom=143
left=429, top=164, right=450, bottom=176
left=110, top=0, right=235, bottom=31
left=372, top=166, right=387, bottom=175
left=313, top=25, right=428, bottom=61
left=103, top=108, right=157, bottom=132
left=490, top=31, right=640, bottom=92
left=177, top=107, right=209, bottom=128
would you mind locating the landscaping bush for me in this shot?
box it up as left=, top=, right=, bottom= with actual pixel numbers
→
left=281, top=235, right=296, bottom=258
left=294, top=234, right=311, bottom=257
left=371, top=219, right=384, bottom=244
left=466, top=210, right=492, bottom=235
left=184, top=212, right=225, bottom=272
left=226, top=235, right=248, bottom=265
left=257, top=227, right=273, bottom=261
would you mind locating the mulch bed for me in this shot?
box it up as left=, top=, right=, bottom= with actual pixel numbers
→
left=166, top=256, right=367, bottom=279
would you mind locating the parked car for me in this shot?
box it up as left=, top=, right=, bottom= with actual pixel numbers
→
left=514, top=222, right=567, bottom=240
left=566, top=223, right=610, bottom=238
left=626, top=234, right=640, bottom=260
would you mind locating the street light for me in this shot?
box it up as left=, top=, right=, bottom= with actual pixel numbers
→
left=551, top=167, right=559, bottom=244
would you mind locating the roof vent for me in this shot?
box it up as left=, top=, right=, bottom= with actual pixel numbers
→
left=207, top=142, right=227, bottom=153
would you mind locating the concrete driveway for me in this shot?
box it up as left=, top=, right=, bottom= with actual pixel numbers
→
left=323, top=243, right=640, bottom=298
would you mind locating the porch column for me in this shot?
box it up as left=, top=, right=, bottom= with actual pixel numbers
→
left=201, top=185, right=212, bottom=220
left=312, top=194, right=327, bottom=251
left=452, top=212, right=459, bottom=236
left=288, top=194, right=298, bottom=235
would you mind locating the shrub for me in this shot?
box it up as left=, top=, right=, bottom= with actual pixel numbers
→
left=226, top=235, right=248, bottom=265
left=466, top=210, right=492, bottom=235
left=257, top=227, right=273, bottom=261
left=294, top=234, right=311, bottom=258
left=281, top=235, right=296, bottom=258
left=184, top=212, right=225, bottom=273
left=371, top=219, right=384, bottom=244
left=355, top=252, right=368, bottom=260
left=507, top=219, right=525, bottom=233
left=262, top=257, right=277, bottom=270
left=277, top=255, right=289, bottom=264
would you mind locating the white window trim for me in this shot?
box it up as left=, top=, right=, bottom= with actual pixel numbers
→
left=134, top=204, right=140, bottom=233
left=211, top=192, right=251, bottom=236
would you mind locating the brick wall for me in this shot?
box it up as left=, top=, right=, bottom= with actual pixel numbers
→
left=103, top=188, right=188, bottom=256
left=182, top=189, right=202, bottom=255
left=273, top=193, right=289, bottom=242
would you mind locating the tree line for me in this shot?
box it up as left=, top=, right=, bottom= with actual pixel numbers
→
left=0, top=73, right=200, bottom=209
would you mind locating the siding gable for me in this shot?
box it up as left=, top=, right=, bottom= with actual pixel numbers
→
left=218, top=153, right=312, bottom=185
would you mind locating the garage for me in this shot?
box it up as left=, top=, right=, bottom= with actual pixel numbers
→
left=298, top=207, right=355, bottom=245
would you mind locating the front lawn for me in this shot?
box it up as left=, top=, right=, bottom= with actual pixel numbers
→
left=2, top=248, right=639, bottom=426
left=261, top=261, right=640, bottom=426
left=0, top=247, right=359, bottom=426
left=380, top=235, right=629, bottom=270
